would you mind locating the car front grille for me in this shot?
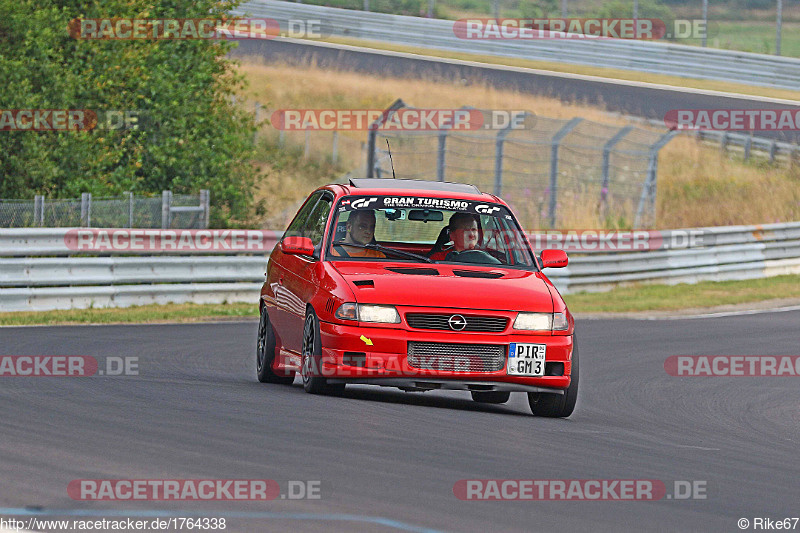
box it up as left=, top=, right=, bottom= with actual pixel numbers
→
left=407, top=342, right=505, bottom=372
left=405, top=313, right=508, bottom=332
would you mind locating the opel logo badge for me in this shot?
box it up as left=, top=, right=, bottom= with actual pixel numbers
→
left=448, top=314, right=467, bottom=331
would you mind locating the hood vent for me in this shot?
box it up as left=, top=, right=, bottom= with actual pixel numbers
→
left=453, top=270, right=504, bottom=279
left=352, top=279, right=375, bottom=287
left=385, top=267, right=440, bottom=276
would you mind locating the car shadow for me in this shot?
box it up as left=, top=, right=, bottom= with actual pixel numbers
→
left=287, top=381, right=535, bottom=418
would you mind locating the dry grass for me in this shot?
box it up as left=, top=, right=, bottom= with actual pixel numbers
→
left=239, top=60, right=800, bottom=229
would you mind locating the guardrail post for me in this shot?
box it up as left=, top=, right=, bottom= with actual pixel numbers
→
left=161, top=190, right=172, bottom=229
left=744, top=134, right=752, bottom=161
left=770, top=140, right=778, bottom=164
left=124, top=192, right=133, bottom=228
left=200, top=189, right=210, bottom=228
left=635, top=130, right=679, bottom=227
left=34, top=195, right=44, bottom=227
left=304, top=127, right=311, bottom=159
left=548, top=118, right=583, bottom=227
left=80, top=192, right=91, bottom=228
left=601, top=126, right=633, bottom=215
left=332, top=131, right=339, bottom=164
left=720, top=131, right=728, bottom=154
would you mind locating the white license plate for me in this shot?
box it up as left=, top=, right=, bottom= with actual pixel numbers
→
left=507, top=343, right=546, bottom=376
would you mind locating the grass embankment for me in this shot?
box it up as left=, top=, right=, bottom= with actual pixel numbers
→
left=3, top=275, right=800, bottom=325
left=242, top=61, right=800, bottom=230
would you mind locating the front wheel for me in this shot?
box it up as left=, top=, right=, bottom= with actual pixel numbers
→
left=528, top=341, right=579, bottom=418
left=256, top=307, right=294, bottom=384
left=301, top=309, right=344, bottom=395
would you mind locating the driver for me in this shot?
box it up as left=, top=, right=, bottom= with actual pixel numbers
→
left=330, top=210, right=385, bottom=258
left=428, top=212, right=480, bottom=261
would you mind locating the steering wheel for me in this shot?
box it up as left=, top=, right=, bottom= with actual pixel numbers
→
left=444, top=249, right=502, bottom=264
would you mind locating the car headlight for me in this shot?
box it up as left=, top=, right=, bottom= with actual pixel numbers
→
left=358, top=304, right=401, bottom=323
left=513, top=312, right=551, bottom=331
left=335, top=303, right=400, bottom=324
left=513, top=312, right=569, bottom=332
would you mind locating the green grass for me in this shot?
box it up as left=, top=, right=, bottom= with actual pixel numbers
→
left=564, top=274, right=800, bottom=313
left=1, top=275, right=799, bottom=325
left=0, top=302, right=259, bottom=327
left=676, top=21, right=800, bottom=56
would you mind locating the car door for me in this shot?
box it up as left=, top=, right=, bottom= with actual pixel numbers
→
left=268, top=192, right=323, bottom=354
left=270, top=191, right=334, bottom=354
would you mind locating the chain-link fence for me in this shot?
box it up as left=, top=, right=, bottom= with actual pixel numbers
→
left=0, top=191, right=210, bottom=228
left=367, top=101, right=678, bottom=228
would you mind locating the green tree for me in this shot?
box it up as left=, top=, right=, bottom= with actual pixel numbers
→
left=0, top=0, right=258, bottom=227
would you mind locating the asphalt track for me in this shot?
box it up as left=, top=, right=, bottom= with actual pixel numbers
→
left=232, top=38, right=800, bottom=143
left=1, top=311, right=799, bottom=532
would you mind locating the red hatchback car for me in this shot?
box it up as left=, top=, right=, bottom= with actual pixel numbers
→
left=256, top=179, right=578, bottom=417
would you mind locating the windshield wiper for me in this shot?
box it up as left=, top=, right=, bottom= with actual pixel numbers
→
left=335, top=243, right=434, bottom=263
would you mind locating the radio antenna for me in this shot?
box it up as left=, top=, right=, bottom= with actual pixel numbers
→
left=386, top=139, right=396, bottom=179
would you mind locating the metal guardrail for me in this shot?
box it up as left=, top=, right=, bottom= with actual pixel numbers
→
left=236, top=0, right=800, bottom=91
left=1, top=222, right=799, bottom=311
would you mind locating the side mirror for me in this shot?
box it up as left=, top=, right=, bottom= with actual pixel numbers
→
left=540, top=249, right=568, bottom=268
left=281, top=236, right=315, bottom=256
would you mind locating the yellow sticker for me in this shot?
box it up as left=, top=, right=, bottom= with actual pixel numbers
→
left=360, top=335, right=373, bottom=346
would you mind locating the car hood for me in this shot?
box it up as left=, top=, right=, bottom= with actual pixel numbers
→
left=331, top=262, right=554, bottom=312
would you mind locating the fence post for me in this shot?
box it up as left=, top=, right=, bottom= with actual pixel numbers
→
left=493, top=123, right=515, bottom=196
left=279, top=129, right=285, bottom=146
left=304, top=128, right=311, bottom=158
left=161, top=190, right=172, bottom=229
left=332, top=131, right=339, bottom=164
left=200, top=189, right=210, bottom=229
left=601, top=126, right=633, bottom=213
left=34, top=195, right=44, bottom=227
left=548, top=118, right=583, bottom=227
left=367, top=99, right=404, bottom=179
left=80, top=192, right=91, bottom=228
left=124, top=192, right=133, bottom=228
left=254, top=102, right=261, bottom=144
left=437, top=129, right=448, bottom=182
left=634, top=130, right=679, bottom=227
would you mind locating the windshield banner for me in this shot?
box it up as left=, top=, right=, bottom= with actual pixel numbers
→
left=339, top=196, right=509, bottom=217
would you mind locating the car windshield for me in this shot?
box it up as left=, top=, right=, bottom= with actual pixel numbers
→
left=326, top=195, right=537, bottom=269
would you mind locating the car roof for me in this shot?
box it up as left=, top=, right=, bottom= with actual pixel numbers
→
left=334, top=178, right=499, bottom=202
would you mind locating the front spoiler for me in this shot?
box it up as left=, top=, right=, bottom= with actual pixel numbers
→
left=325, top=378, right=564, bottom=395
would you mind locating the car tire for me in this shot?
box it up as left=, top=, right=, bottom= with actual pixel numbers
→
left=257, top=307, right=295, bottom=384
left=527, top=341, right=579, bottom=418
left=301, top=308, right=345, bottom=395
left=470, top=391, right=511, bottom=404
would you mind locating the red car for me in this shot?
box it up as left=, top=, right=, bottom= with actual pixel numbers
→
left=256, top=178, right=578, bottom=417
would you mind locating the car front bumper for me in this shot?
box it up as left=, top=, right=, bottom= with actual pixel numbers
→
left=316, top=319, right=574, bottom=391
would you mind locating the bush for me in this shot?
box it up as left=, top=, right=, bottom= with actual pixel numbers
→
left=0, top=0, right=258, bottom=227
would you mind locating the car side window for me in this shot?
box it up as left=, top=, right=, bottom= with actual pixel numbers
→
left=283, top=192, right=323, bottom=240
left=304, top=194, right=333, bottom=255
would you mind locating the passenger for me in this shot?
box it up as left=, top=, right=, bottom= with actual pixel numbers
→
left=330, top=210, right=385, bottom=258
